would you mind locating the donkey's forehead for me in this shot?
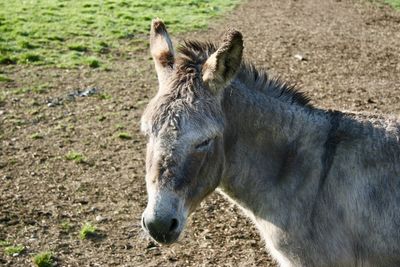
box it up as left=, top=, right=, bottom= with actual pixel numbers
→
left=141, top=92, right=224, bottom=139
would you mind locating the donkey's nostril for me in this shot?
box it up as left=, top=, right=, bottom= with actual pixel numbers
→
left=143, top=215, right=181, bottom=243
left=143, top=215, right=179, bottom=238
left=169, top=218, right=179, bottom=232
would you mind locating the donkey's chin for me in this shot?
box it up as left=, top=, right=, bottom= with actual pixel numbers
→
left=148, top=229, right=182, bottom=245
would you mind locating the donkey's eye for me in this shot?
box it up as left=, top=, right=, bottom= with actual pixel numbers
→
left=195, top=138, right=212, bottom=150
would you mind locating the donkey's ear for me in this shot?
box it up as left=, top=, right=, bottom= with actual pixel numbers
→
left=150, top=18, right=175, bottom=87
left=202, top=29, right=243, bottom=94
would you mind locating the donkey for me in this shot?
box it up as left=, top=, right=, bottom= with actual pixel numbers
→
left=140, top=19, right=400, bottom=267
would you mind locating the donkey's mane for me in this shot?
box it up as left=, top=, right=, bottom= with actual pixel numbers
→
left=145, top=40, right=312, bottom=135
left=176, top=40, right=312, bottom=108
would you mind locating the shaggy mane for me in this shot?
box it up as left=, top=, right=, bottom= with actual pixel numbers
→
left=144, top=39, right=313, bottom=136
left=176, top=40, right=312, bottom=108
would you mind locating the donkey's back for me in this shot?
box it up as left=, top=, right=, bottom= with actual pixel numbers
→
left=291, top=111, right=400, bottom=266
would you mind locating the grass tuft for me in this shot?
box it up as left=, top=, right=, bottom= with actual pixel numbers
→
left=19, top=40, right=37, bottom=49
left=60, top=221, right=72, bottom=232
left=68, top=44, right=88, bottom=52
left=33, top=251, right=54, bottom=267
left=117, top=132, right=132, bottom=140
left=0, top=74, right=12, bottom=82
left=0, top=240, right=11, bottom=247
left=98, top=92, right=112, bottom=100
left=0, top=55, right=17, bottom=65
left=4, top=245, right=24, bottom=255
left=65, top=151, right=85, bottom=163
left=86, top=57, right=100, bottom=68
left=31, top=133, right=44, bottom=140
left=19, top=53, right=42, bottom=63
left=13, top=87, right=30, bottom=95
left=79, top=222, right=97, bottom=239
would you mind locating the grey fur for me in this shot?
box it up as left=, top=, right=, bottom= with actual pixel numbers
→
left=142, top=21, right=400, bottom=267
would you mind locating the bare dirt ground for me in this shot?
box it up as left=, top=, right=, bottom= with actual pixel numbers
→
left=1, top=0, right=400, bottom=266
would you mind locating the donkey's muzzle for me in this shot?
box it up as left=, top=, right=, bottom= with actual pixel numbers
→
left=142, top=214, right=180, bottom=244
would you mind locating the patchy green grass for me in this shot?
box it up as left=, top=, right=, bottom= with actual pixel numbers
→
left=32, top=84, right=51, bottom=94
left=117, top=132, right=132, bottom=140
left=65, top=151, right=86, bottom=164
left=68, top=43, right=88, bottom=52
left=60, top=221, right=73, bottom=232
left=79, top=222, right=97, bottom=239
left=12, top=87, right=30, bottom=95
left=84, top=56, right=101, bottom=68
left=385, top=0, right=400, bottom=9
left=0, top=0, right=239, bottom=68
left=0, top=240, right=11, bottom=247
left=0, top=55, right=17, bottom=65
left=33, top=251, right=54, bottom=267
left=0, top=74, right=12, bottom=82
left=19, top=53, right=42, bottom=63
left=11, top=84, right=50, bottom=95
left=4, top=244, right=24, bottom=255
left=97, top=92, right=112, bottom=100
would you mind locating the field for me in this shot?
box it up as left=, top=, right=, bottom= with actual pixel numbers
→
left=1, top=0, right=400, bottom=266
left=0, top=0, right=238, bottom=68
left=385, top=0, right=400, bottom=8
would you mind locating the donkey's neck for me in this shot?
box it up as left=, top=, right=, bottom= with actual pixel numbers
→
left=219, top=76, right=331, bottom=230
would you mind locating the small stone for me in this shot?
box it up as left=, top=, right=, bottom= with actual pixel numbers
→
left=294, top=54, right=307, bottom=61
left=90, top=206, right=98, bottom=212
left=78, top=87, right=98, bottom=97
left=95, top=215, right=106, bottom=222
left=146, top=241, right=158, bottom=249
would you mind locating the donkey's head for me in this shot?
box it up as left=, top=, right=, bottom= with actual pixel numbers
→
left=141, top=19, right=243, bottom=244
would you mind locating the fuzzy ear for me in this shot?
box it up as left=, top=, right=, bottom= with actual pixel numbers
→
left=150, top=18, right=175, bottom=87
left=202, top=29, right=243, bottom=94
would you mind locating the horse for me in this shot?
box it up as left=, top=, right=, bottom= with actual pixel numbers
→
left=140, top=19, right=400, bottom=267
